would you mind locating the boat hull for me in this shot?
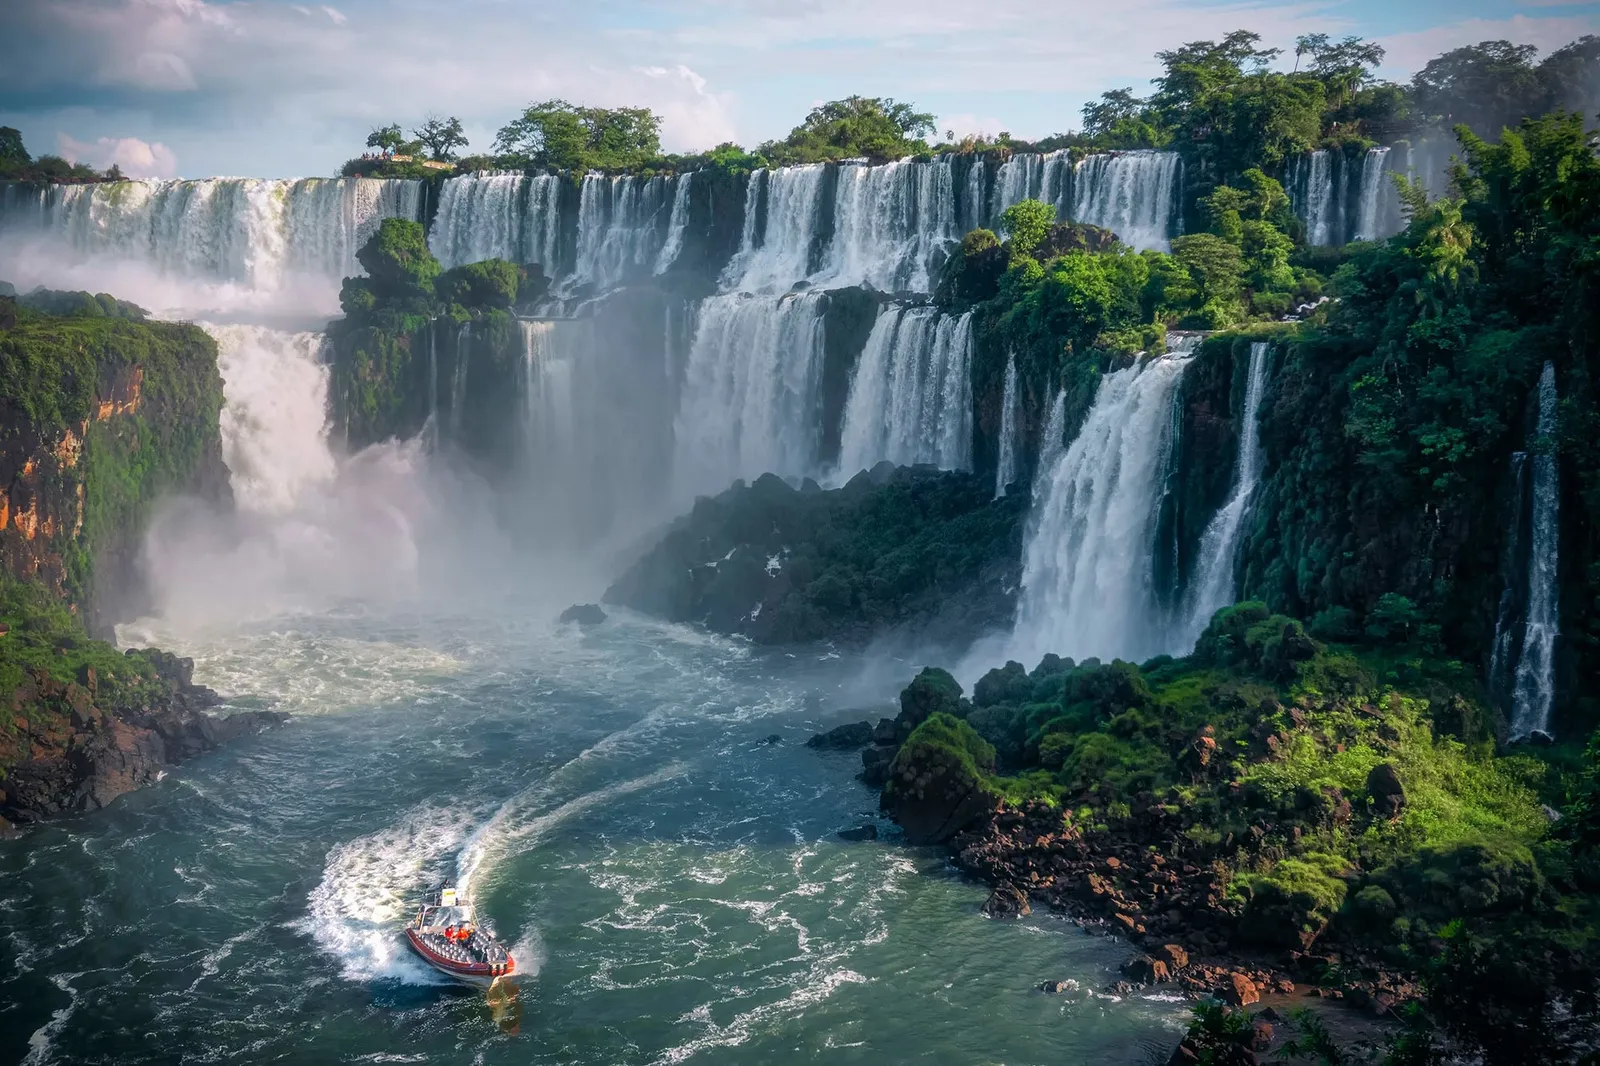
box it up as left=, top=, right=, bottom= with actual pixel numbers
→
left=404, top=928, right=516, bottom=988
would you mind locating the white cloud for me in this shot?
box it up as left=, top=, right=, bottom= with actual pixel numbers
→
left=57, top=133, right=179, bottom=178
left=638, top=64, right=739, bottom=150
left=937, top=113, right=1013, bottom=141
left=321, top=6, right=348, bottom=25
left=1376, top=14, right=1600, bottom=79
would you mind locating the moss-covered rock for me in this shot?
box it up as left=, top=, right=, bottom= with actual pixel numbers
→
left=880, top=712, right=1002, bottom=844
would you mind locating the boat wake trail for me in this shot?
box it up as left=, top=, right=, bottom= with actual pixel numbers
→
left=455, top=762, right=688, bottom=896
left=297, top=804, right=482, bottom=985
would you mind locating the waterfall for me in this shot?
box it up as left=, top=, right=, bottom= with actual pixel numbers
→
left=1071, top=151, right=1181, bottom=251
left=426, top=322, right=439, bottom=448
left=654, top=173, right=694, bottom=275
left=989, top=150, right=1073, bottom=222
left=521, top=319, right=580, bottom=470
left=962, top=156, right=989, bottom=233
left=671, top=292, right=828, bottom=496
left=1509, top=362, right=1561, bottom=740
left=835, top=306, right=972, bottom=477
left=819, top=160, right=959, bottom=292
left=1011, top=352, right=1195, bottom=665
left=1180, top=341, right=1271, bottom=642
left=1353, top=148, right=1392, bottom=241
left=573, top=174, right=674, bottom=288
left=1294, top=151, right=1338, bottom=246
left=995, top=353, right=1020, bottom=498
left=449, top=323, right=470, bottom=439
left=202, top=323, right=337, bottom=516
left=1, top=177, right=422, bottom=289
left=430, top=173, right=562, bottom=271
left=720, top=166, right=827, bottom=293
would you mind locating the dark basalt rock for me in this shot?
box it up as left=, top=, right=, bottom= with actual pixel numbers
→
left=1, top=661, right=287, bottom=824
left=837, top=824, right=878, bottom=842
left=806, top=721, right=874, bottom=750
left=1365, top=762, right=1406, bottom=818
left=559, top=603, right=607, bottom=626
left=603, top=465, right=1027, bottom=648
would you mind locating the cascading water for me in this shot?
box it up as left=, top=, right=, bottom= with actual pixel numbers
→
left=835, top=306, right=972, bottom=477
left=203, top=324, right=338, bottom=516
left=995, top=353, right=1021, bottom=498
left=0, top=178, right=422, bottom=291
left=573, top=174, right=674, bottom=288
left=819, top=160, right=959, bottom=292
left=1509, top=361, right=1561, bottom=740
left=1353, top=147, right=1392, bottom=241
left=654, top=172, right=694, bottom=275
left=1293, top=151, right=1339, bottom=247
left=521, top=319, right=580, bottom=471
left=429, top=173, right=563, bottom=271
left=720, top=166, right=827, bottom=293
left=1071, top=151, right=1181, bottom=251
left=449, top=323, right=471, bottom=439
left=671, top=292, right=828, bottom=497
left=1010, top=351, right=1195, bottom=666
left=1179, top=341, right=1271, bottom=643
left=989, top=150, right=1074, bottom=222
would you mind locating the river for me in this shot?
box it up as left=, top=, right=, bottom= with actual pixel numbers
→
left=1, top=597, right=1187, bottom=1064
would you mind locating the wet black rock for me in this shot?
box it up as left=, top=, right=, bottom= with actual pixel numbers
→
left=559, top=603, right=607, bottom=626
left=806, top=721, right=874, bottom=750
left=837, top=824, right=878, bottom=841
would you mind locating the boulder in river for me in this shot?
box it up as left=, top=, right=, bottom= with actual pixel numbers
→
left=559, top=603, right=608, bottom=626
left=806, top=721, right=874, bottom=750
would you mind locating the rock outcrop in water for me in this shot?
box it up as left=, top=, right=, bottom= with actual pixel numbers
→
left=604, top=465, right=1028, bottom=647
left=0, top=584, right=286, bottom=826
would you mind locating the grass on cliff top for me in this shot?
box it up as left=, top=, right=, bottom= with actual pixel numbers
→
left=0, top=581, right=158, bottom=719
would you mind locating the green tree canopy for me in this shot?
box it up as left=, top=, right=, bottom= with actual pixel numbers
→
left=998, top=199, right=1057, bottom=259
left=365, top=124, right=406, bottom=154
left=1411, top=40, right=1543, bottom=136
left=413, top=116, right=468, bottom=161
left=493, top=101, right=661, bottom=171
left=762, top=95, right=936, bottom=164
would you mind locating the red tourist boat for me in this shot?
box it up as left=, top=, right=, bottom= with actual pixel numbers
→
left=404, top=885, right=516, bottom=987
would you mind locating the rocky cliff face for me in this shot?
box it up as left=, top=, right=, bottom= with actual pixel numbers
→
left=0, top=297, right=230, bottom=633
left=0, top=647, right=285, bottom=826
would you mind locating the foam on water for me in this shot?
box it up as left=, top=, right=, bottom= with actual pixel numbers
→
left=297, top=803, right=483, bottom=985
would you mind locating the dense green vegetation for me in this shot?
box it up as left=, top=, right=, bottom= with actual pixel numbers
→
left=604, top=467, right=1029, bottom=646
left=329, top=219, right=532, bottom=446
left=0, top=298, right=226, bottom=618
left=1244, top=111, right=1600, bottom=731
left=0, top=127, right=121, bottom=184
left=889, top=601, right=1598, bottom=1061
left=759, top=96, right=937, bottom=165
left=0, top=580, right=166, bottom=720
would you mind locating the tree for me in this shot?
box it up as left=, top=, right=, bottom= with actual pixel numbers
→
left=365, top=123, right=406, bottom=155
left=1536, top=35, right=1600, bottom=117
left=998, top=199, right=1056, bottom=259
left=1411, top=41, right=1542, bottom=135
left=0, top=126, right=28, bottom=167
left=762, top=95, right=936, bottom=164
left=413, top=115, right=468, bottom=162
left=493, top=101, right=660, bottom=171
left=1294, top=34, right=1386, bottom=109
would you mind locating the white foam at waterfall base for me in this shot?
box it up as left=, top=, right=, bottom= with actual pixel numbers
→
left=672, top=292, right=827, bottom=498
left=142, top=325, right=515, bottom=627
left=1178, top=341, right=1271, bottom=645
left=1010, top=354, right=1193, bottom=666
left=835, top=306, right=972, bottom=477
left=1510, top=361, right=1561, bottom=739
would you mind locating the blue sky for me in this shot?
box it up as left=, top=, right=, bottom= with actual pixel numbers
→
left=1, top=0, right=1595, bottom=179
